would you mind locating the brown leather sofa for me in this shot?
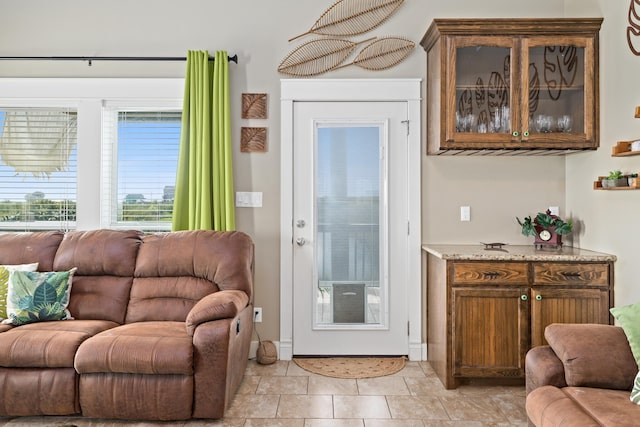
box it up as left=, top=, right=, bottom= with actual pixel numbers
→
left=0, top=229, right=254, bottom=420
left=525, top=323, right=640, bottom=426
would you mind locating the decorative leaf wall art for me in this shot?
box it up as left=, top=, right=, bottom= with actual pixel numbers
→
left=278, top=37, right=374, bottom=77
left=333, top=37, right=415, bottom=71
left=628, top=0, right=640, bottom=56
left=279, top=0, right=413, bottom=76
left=289, top=0, right=404, bottom=42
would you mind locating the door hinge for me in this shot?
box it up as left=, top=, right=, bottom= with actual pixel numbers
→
left=407, top=321, right=410, bottom=336
left=401, top=119, right=409, bottom=136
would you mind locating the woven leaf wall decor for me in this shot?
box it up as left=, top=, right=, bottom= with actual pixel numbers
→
left=289, top=0, right=404, bottom=41
left=278, top=37, right=374, bottom=77
left=336, top=37, right=414, bottom=71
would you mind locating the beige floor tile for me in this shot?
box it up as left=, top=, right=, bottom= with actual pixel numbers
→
left=357, top=377, right=410, bottom=396
left=244, top=360, right=289, bottom=377
left=309, top=376, right=359, bottom=395
left=237, top=375, right=261, bottom=394
left=403, top=377, right=460, bottom=397
left=286, top=361, right=315, bottom=376
left=225, top=394, right=280, bottom=419
left=365, top=420, right=425, bottom=426
left=422, top=422, right=482, bottom=427
left=489, top=394, right=527, bottom=424
left=333, top=396, right=390, bottom=419
left=245, top=419, right=304, bottom=427
left=305, top=420, right=364, bottom=427
left=385, top=396, right=448, bottom=420
left=438, top=396, right=507, bottom=423
left=277, top=395, right=334, bottom=419
left=257, top=376, right=309, bottom=395
left=389, top=365, right=427, bottom=378
left=184, top=419, right=244, bottom=427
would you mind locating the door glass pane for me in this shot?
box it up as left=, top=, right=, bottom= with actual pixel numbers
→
left=527, top=45, right=584, bottom=135
left=455, top=46, right=511, bottom=134
left=316, top=126, right=382, bottom=327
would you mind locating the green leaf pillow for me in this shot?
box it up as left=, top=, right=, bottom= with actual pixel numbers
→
left=0, top=263, right=39, bottom=320
left=610, top=302, right=640, bottom=405
left=3, top=267, right=76, bottom=326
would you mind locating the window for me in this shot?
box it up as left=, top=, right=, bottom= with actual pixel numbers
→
left=0, top=107, right=77, bottom=231
left=0, top=78, right=184, bottom=231
left=103, top=106, right=181, bottom=230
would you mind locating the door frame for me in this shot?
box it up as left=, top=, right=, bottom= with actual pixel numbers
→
left=280, top=78, right=422, bottom=360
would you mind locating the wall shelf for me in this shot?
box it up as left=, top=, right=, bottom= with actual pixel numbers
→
left=611, top=140, right=640, bottom=157
left=594, top=176, right=640, bottom=190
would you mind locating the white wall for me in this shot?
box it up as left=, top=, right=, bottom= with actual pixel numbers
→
left=1, top=0, right=623, bottom=343
left=564, top=0, right=640, bottom=307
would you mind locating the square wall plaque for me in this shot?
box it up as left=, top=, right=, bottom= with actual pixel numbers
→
left=241, top=127, right=267, bottom=152
left=242, top=93, right=268, bottom=119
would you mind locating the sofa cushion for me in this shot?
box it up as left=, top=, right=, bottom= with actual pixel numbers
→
left=3, top=268, right=76, bottom=325
left=127, top=231, right=253, bottom=323
left=545, top=323, right=638, bottom=390
left=0, top=231, right=63, bottom=272
left=75, top=321, right=193, bottom=375
left=0, top=320, right=118, bottom=368
left=564, top=387, right=640, bottom=426
left=54, top=230, right=143, bottom=324
left=526, top=385, right=600, bottom=427
left=0, top=263, right=38, bottom=320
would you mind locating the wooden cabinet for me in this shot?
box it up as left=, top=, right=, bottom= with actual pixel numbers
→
left=426, top=254, right=613, bottom=389
left=420, top=18, right=603, bottom=154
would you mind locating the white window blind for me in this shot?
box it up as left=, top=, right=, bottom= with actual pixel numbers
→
left=0, top=107, right=77, bottom=231
left=102, top=106, right=181, bottom=230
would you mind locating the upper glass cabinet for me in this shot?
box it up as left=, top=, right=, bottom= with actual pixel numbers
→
left=421, top=18, right=603, bottom=155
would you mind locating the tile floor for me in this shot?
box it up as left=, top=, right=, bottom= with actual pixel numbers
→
left=0, top=360, right=528, bottom=427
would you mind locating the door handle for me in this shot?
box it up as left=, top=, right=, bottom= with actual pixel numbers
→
left=296, top=237, right=306, bottom=246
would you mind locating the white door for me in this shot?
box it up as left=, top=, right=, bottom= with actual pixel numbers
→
left=292, top=101, right=409, bottom=355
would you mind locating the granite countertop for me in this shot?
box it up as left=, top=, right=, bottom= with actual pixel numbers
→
left=423, top=244, right=617, bottom=262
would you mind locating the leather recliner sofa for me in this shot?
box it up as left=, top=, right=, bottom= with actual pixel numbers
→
left=0, top=229, right=254, bottom=421
left=525, top=323, right=640, bottom=426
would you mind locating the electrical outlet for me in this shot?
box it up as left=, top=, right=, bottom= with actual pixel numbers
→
left=254, top=307, right=262, bottom=323
left=460, top=206, right=471, bottom=222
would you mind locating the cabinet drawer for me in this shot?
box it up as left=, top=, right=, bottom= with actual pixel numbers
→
left=452, top=262, right=529, bottom=285
left=533, top=263, right=609, bottom=286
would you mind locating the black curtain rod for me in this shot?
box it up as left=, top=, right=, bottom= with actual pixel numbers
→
left=0, top=54, right=238, bottom=66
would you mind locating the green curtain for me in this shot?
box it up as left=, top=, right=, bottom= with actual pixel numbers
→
left=172, top=50, right=235, bottom=231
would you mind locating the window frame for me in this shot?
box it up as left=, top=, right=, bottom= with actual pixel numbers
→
left=0, top=78, right=184, bottom=231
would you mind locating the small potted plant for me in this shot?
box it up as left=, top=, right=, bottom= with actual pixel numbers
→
left=602, top=170, right=628, bottom=188
left=628, top=173, right=638, bottom=187
left=516, top=209, right=573, bottom=248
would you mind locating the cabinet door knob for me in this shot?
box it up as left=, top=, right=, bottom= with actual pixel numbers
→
left=521, top=294, right=528, bottom=301
left=535, top=294, right=542, bottom=301
left=512, top=131, right=519, bottom=137
left=523, top=131, right=530, bottom=137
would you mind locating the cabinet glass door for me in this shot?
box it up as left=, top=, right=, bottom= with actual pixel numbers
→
left=449, top=37, right=517, bottom=144
left=521, top=37, right=595, bottom=146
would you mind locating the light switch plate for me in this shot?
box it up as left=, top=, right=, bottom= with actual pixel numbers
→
left=236, top=192, right=263, bottom=208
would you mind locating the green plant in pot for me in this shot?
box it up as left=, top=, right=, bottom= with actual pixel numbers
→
left=602, top=170, right=628, bottom=188
left=516, top=209, right=573, bottom=248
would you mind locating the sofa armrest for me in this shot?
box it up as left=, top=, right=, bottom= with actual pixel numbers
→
left=186, top=290, right=249, bottom=336
left=525, top=345, right=567, bottom=395
left=545, top=323, right=638, bottom=390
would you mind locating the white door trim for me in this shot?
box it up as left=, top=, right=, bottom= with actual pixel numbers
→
left=280, top=79, right=422, bottom=361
